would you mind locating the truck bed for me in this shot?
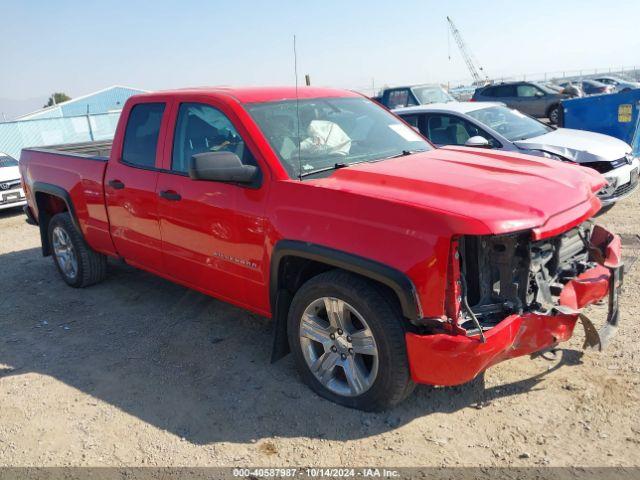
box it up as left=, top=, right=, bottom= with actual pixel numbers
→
left=25, top=140, right=112, bottom=160
left=20, top=140, right=116, bottom=257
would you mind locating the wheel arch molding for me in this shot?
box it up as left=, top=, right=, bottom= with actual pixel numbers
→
left=269, top=240, right=422, bottom=362
left=32, top=182, right=80, bottom=256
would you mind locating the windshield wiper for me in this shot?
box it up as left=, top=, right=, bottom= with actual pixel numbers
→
left=382, top=149, right=427, bottom=160
left=299, top=162, right=349, bottom=178
left=298, top=149, right=428, bottom=178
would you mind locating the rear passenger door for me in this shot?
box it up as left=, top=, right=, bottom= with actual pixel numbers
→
left=487, top=84, right=518, bottom=109
left=104, top=101, right=169, bottom=273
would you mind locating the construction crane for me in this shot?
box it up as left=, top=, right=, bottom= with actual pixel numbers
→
left=446, top=16, right=489, bottom=85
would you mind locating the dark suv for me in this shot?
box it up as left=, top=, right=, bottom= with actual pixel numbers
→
left=472, top=81, right=571, bottom=124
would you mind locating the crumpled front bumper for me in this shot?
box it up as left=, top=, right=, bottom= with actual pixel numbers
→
left=405, top=225, right=623, bottom=386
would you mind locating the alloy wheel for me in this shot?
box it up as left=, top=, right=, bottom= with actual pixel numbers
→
left=52, top=226, right=78, bottom=280
left=299, top=297, right=379, bottom=397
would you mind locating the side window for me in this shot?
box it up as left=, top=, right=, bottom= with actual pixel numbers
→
left=121, top=103, right=166, bottom=168
left=424, top=114, right=488, bottom=146
left=517, top=84, right=540, bottom=97
left=171, top=103, right=256, bottom=174
left=400, top=114, right=419, bottom=128
left=492, top=85, right=517, bottom=97
left=481, top=87, right=494, bottom=97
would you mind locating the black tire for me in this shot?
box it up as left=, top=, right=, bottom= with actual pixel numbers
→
left=48, top=212, right=107, bottom=288
left=547, top=104, right=560, bottom=125
left=287, top=270, right=414, bottom=411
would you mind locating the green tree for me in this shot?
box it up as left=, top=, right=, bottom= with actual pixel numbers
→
left=43, top=92, right=71, bottom=108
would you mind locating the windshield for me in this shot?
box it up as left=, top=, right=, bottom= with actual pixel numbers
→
left=0, top=155, right=18, bottom=168
left=411, top=86, right=455, bottom=104
left=245, top=97, right=431, bottom=178
left=467, top=106, right=553, bottom=141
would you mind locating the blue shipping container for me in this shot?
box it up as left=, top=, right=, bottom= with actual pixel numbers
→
left=562, top=89, right=640, bottom=156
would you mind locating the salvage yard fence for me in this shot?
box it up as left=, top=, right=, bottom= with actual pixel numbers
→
left=0, top=111, right=121, bottom=159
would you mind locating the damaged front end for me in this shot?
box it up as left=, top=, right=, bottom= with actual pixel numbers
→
left=406, top=223, right=623, bottom=386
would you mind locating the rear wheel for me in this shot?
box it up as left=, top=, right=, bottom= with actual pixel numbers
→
left=287, top=270, right=414, bottom=411
left=48, top=212, right=107, bottom=287
left=547, top=104, right=560, bottom=124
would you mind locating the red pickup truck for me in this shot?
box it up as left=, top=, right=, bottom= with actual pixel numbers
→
left=20, top=86, right=623, bottom=410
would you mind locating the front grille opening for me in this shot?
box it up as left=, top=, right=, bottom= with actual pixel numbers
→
left=458, top=223, right=595, bottom=334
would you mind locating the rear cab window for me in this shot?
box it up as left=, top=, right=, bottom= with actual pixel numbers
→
left=121, top=103, right=166, bottom=168
left=386, top=89, right=417, bottom=109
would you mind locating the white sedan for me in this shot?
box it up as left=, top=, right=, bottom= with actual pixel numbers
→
left=394, top=102, right=639, bottom=209
left=0, top=152, right=26, bottom=211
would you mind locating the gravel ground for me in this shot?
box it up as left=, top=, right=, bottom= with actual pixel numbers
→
left=0, top=192, right=639, bottom=468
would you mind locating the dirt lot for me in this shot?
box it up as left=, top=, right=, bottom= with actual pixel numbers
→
left=1, top=194, right=639, bottom=468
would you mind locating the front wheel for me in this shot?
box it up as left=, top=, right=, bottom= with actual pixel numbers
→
left=48, top=212, right=107, bottom=287
left=287, top=270, right=414, bottom=411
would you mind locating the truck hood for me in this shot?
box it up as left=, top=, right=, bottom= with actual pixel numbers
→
left=0, top=165, right=20, bottom=183
left=312, top=147, right=604, bottom=236
left=514, top=128, right=632, bottom=164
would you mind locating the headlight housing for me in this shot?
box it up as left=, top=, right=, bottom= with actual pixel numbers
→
left=531, top=150, right=567, bottom=161
left=598, top=178, right=618, bottom=197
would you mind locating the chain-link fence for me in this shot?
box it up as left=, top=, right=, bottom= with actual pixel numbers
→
left=0, top=111, right=121, bottom=159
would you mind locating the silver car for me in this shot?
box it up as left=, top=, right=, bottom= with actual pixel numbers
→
left=394, top=102, right=639, bottom=209
left=591, top=75, right=640, bottom=93
left=471, top=81, right=573, bottom=124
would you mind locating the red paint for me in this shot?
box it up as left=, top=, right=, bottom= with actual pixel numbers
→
left=18, top=86, right=619, bottom=384
left=559, top=265, right=610, bottom=310
left=406, top=312, right=579, bottom=385
left=407, top=229, right=620, bottom=386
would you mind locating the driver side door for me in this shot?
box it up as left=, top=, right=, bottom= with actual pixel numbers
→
left=156, top=101, right=269, bottom=311
left=515, top=83, right=546, bottom=117
left=419, top=113, right=497, bottom=148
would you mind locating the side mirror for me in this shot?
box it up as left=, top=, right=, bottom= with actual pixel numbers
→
left=535, top=91, right=545, bottom=97
left=189, top=151, right=258, bottom=184
left=464, top=136, right=492, bottom=148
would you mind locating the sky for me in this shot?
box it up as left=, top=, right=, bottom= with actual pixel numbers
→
left=1, top=0, right=639, bottom=117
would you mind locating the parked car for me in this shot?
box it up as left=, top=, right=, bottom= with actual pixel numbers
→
left=591, top=75, right=640, bottom=93
left=558, top=79, right=614, bottom=96
left=0, top=152, right=26, bottom=211
left=372, top=84, right=455, bottom=109
left=394, top=102, right=639, bottom=209
left=20, top=86, right=622, bottom=411
left=471, top=81, right=574, bottom=124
